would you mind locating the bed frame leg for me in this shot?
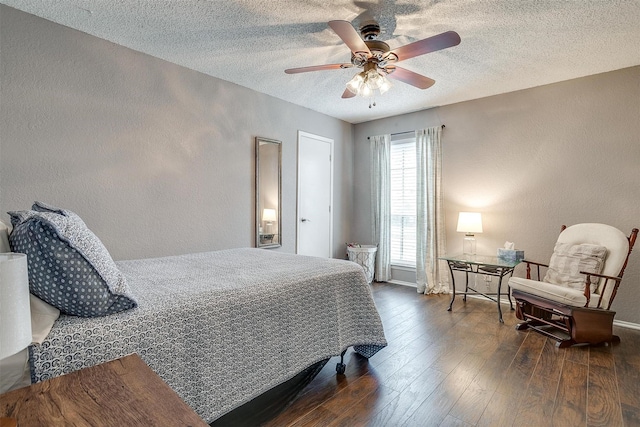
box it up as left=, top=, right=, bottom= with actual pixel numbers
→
left=336, top=349, right=347, bottom=375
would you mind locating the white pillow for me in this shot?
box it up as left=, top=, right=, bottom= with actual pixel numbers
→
left=30, top=294, right=60, bottom=344
left=543, top=242, right=608, bottom=292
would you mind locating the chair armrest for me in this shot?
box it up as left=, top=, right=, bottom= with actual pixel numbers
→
left=579, top=271, right=622, bottom=283
left=522, top=260, right=549, bottom=268
left=522, top=260, right=549, bottom=280
left=580, top=271, right=623, bottom=309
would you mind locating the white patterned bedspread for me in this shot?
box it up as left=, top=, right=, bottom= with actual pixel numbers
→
left=29, top=248, right=387, bottom=423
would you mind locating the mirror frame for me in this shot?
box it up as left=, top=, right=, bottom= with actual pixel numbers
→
left=255, top=137, right=282, bottom=249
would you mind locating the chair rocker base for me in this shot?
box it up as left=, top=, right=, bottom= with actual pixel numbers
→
left=512, top=289, right=618, bottom=348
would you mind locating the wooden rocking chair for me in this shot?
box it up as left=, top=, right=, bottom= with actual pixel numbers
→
left=509, top=223, right=638, bottom=348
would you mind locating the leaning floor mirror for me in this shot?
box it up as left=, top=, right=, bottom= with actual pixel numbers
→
left=255, top=137, right=282, bottom=248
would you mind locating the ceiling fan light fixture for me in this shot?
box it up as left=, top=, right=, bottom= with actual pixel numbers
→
left=365, top=69, right=383, bottom=89
left=346, top=72, right=364, bottom=94
left=346, top=68, right=392, bottom=100
left=360, top=83, right=373, bottom=97
left=379, top=77, right=392, bottom=95
left=285, top=20, right=461, bottom=109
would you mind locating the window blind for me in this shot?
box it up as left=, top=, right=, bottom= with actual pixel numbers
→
left=390, top=137, right=416, bottom=267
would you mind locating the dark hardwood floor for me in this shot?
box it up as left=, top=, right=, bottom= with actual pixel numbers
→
left=264, top=282, right=640, bottom=427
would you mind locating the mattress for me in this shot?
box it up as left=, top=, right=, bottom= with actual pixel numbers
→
left=29, top=248, right=387, bottom=422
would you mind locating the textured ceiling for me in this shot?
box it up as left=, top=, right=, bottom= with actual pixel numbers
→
left=3, top=0, right=640, bottom=124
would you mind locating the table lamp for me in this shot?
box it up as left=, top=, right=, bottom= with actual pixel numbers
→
left=456, top=212, right=483, bottom=255
left=0, top=253, right=32, bottom=359
left=262, top=208, right=277, bottom=234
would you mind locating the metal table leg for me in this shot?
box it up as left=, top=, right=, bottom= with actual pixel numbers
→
left=441, top=256, right=519, bottom=323
left=447, top=262, right=456, bottom=311
left=497, top=275, right=504, bottom=323
left=463, top=271, right=469, bottom=302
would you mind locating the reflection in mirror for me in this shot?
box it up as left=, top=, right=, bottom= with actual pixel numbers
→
left=256, top=137, right=282, bottom=248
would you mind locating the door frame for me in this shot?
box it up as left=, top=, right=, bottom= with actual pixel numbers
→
left=296, top=130, right=334, bottom=257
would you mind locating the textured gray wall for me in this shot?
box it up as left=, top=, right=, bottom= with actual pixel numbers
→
left=353, top=66, right=640, bottom=324
left=0, top=5, right=354, bottom=260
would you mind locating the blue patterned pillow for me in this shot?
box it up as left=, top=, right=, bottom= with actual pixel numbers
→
left=8, top=208, right=136, bottom=317
left=32, top=201, right=82, bottom=220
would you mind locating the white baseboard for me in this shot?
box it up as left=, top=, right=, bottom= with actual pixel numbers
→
left=613, top=319, right=640, bottom=330
left=386, top=279, right=417, bottom=288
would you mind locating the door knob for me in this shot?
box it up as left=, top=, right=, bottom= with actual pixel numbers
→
left=301, top=218, right=311, bottom=222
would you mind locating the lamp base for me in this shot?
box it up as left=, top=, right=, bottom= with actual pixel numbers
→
left=462, top=235, right=476, bottom=255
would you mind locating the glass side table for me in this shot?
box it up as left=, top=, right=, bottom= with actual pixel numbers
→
left=440, top=254, right=521, bottom=323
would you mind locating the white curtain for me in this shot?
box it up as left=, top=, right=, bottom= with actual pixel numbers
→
left=416, top=127, right=449, bottom=294
left=370, top=134, right=391, bottom=282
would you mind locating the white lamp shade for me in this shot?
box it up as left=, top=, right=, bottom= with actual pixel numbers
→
left=262, top=208, right=277, bottom=222
left=456, top=212, right=483, bottom=234
left=0, top=253, right=32, bottom=359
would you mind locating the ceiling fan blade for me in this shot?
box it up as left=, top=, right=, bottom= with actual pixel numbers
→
left=341, top=88, right=356, bottom=99
left=285, top=63, right=351, bottom=74
left=328, top=20, right=371, bottom=57
left=391, top=31, right=461, bottom=62
left=387, top=66, right=435, bottom=89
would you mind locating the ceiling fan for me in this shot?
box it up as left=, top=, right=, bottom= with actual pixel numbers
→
left=285, top=20, right=461, bottom=104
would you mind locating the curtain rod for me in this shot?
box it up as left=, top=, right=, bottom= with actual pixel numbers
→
left=367, top=124, right=445, bottom=140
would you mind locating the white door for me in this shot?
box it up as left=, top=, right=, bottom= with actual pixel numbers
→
left=296, top=131, right=333, bottom=258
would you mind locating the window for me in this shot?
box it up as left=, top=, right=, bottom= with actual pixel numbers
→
left=390, top=137, right=416, bottom=267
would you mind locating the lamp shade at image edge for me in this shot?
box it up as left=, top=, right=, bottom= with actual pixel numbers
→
left=0, top=253, right=32, bottom=359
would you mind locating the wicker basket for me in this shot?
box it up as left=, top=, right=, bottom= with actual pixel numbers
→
left=346, top=245, right=377, bottom=284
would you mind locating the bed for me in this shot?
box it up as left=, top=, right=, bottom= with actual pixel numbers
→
left=3, top=204, right=387, bottom=424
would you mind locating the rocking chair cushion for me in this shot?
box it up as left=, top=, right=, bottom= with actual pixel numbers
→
left=510, top=277, right=601, bottom=308
left=543, top=242, right=607, bottom=292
